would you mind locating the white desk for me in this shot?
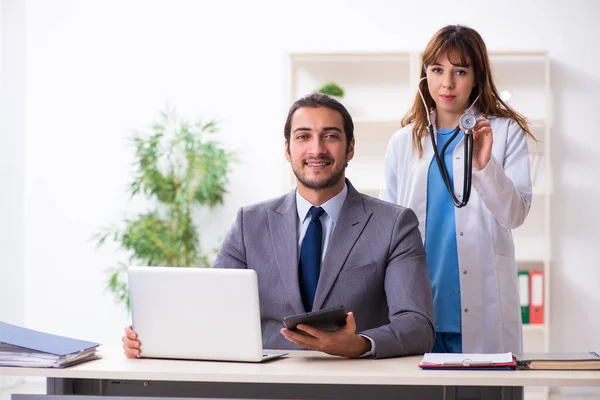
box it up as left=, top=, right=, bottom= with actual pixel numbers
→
left=2, top=350, right=600, bottom=400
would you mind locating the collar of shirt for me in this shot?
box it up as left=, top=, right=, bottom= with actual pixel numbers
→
left=295, top=183, right=348, bottom=224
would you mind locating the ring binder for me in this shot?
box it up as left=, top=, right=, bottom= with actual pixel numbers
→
left=419, top=352, right=517, bottom=370
left=0, top=322, right=101, bottom=368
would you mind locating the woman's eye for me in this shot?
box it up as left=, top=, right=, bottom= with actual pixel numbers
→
left=431, top=67, right=442, bottom=74
left=455, top=69, right=467, bottom=76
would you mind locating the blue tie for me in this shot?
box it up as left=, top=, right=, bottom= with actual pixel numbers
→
left=299, top=206, right=325, bottom=312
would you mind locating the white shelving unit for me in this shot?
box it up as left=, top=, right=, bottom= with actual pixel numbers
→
left=492, top=53, right=552, bottom=362
left=287, top=50, right=552, bottom=399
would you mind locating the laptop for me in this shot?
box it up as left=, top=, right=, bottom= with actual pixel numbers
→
left=128, top=266, right=287, bottom=362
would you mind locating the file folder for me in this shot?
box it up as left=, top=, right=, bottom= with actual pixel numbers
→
left=517, top=271, right=530, bottom=324
left=0, top=322, right=100, bottom=368
left=517, top=352, right=600, bottom=370
left=529, top=271, right=544, bottom=324
left=419, top=352, right=517, bottom=370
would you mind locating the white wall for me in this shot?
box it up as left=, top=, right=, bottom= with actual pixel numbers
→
left=0, top=0, right=25, bottom=326
left=2, top=0, right=599, bottom=352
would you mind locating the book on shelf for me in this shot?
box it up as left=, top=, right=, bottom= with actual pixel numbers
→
left=517, top=270, right=544, bottom=325
left=518, top=271, right=530, bottom=324
left=0, top=321, right=101, bottom=368
left=529, top=271, right=544, bottom=324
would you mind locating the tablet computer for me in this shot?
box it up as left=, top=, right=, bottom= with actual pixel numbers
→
left=283, top=305, right=347, bottom=333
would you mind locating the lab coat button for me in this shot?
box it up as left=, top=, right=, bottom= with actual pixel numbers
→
left=457, top=194, right=462, bottom=198
left=456, top=157, right=461, bottom=160
left=464, top=308, right=469, bottom=313
left=462, top=270, right=467, bottom=275
left=459, top=231, right=464, bottom=236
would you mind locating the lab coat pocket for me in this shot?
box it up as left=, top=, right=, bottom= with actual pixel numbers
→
left=337, top=262, right=377, bottom=283
left=495, top=254, right=520, bottom=324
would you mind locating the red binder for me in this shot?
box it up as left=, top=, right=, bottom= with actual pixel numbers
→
left=529, top=271, right=544, bottom=324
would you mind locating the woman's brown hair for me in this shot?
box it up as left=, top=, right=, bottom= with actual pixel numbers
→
left=401, top=25, right=534, bottom=157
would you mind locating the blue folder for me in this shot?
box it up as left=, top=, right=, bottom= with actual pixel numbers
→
left=0, top=322, right=99, bottom=356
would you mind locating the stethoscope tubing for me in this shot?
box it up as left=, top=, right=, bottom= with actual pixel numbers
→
left=428, top=124, right=473, bottom=208
left=418, top=75, right=477, bottom=207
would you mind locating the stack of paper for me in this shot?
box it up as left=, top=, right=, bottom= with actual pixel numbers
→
left=419, top=352, right=516, bottom=370
left=0, top=322, right=101, bottom=368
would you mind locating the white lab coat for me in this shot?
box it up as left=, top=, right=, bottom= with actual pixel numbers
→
left=380, top=111, right=532, bottom=354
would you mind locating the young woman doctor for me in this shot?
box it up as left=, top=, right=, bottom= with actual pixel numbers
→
left=381, top=25, right=534, bottom=354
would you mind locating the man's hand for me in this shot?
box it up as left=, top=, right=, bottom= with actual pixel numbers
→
left=280, top=312, right=371, bottom=358
left=122, top=325, right=141, bottom=358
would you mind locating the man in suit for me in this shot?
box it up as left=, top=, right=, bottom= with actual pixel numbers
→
left=123, top=93, right=435, bottom=359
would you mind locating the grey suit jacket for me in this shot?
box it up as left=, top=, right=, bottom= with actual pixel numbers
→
left=214, top=180, right=435, bottom=358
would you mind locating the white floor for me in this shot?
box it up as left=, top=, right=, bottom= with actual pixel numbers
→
left=1, top=379, right=599, bottom=400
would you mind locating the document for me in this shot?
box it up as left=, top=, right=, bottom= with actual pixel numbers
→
left=0, top=322, right=101, bottom=368
left=419, top=352, right=516, bottom=369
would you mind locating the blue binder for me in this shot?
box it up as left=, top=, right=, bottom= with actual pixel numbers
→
left=0, top=322, right=99, bottom=356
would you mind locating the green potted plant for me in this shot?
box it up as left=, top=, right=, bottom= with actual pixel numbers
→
left=95, top=108, right=235, bottom=311
left=317, top=82, right=345, bottom=98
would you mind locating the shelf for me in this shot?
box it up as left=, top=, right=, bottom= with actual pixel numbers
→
left=514, top=233, right=549, bottom=262
left=532, top=186, right=551, bottom=196
left=513, top=189, right=548, bottom=261
left=523, top=323, right=548, bottom=354
left=523, top=324, right=546, bottom=333
left=345, top=163, right=385, bottom=193
left=343, top=120, right=398, bottom=192
left=490, top=56, right=549, bottom=121
left=488, top=51, right=548, bottom=58
left=290, top=56, right=412, bottom=120
left=353, top=119, right=400, bottom=140
left=528, top=120, right=547, bottom=145
left=353, top=117, right=401, bottom=125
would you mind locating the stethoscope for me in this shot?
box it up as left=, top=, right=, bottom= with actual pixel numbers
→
left=417, top=76, right=479, bottom=208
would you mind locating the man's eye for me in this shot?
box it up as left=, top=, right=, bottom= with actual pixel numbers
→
left=296, top=134, right=308, bottom=140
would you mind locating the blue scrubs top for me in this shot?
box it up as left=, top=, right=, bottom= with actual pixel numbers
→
left=425, top=127, right=463, bottom=334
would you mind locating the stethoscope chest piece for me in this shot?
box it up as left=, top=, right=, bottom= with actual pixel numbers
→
left=460, top=113, right=477, bottom=133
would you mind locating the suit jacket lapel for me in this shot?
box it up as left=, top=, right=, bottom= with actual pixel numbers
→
left=312, top=182, right=372, bottom=311
left=267, top=192, right=305, bottom=315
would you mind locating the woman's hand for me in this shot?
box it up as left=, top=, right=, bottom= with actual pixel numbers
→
left=468, top=116, right=493, bottom=171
